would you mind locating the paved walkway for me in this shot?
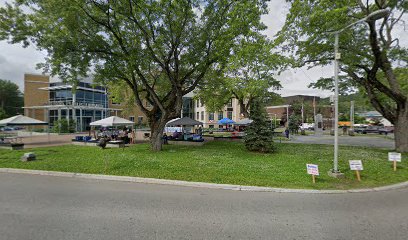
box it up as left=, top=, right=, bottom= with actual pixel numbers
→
left=19, top=133, right=86, bottom=148
left=287, top=134, right=395, bottom=149
left=0, top=172, right=407, bottom=240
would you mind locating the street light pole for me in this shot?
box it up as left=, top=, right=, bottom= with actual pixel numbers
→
left=329, top=8, right=390, bottom=176
left=333, top=32, right=340, bottom=173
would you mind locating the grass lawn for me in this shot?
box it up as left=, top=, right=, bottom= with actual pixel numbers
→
left=0, top=141, right=406, bottom=190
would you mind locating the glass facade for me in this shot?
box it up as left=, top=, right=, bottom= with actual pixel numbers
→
left=182, top=97, right=194, bottom=119
left=75, top=90, right=107, bottom=108
left=46, top=82, right=109, bottom=131
left=50, top=82, right=108, bottom=108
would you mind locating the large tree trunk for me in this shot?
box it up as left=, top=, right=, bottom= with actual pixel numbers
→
left=238, top=99, right=249, bottom=118
left=149, top=117, right=168, bottom=152
left=394, top=103, right=408, bottom=153
left=146, top=96, right=183, bottom=151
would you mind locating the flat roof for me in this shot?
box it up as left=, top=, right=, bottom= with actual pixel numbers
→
left=38, top=85, right=106, bottom=93
left=23, top=105, right=122, bottom=111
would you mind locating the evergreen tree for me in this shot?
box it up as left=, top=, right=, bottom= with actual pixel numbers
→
left=244, top=99, right=275, bottom=153
left=288, top=114, right=301, bottom=134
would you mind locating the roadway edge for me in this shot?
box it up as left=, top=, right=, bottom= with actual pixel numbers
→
left=1, top=168, right=407, bottom=194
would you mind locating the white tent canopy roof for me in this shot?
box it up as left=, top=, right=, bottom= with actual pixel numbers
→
left=234, top=118, right=253, bottom=125
left=0, top=115, right=48, bottom=126
left=90, top=116, right=134, bottom=127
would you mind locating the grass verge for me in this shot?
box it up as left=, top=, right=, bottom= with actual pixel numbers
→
left=0, top=141, right=406, bottom=190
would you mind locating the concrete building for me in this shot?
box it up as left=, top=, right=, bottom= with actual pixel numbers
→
left=23, top=73, right=147, bottom=131
left=265, top=95, right=335, bottom=127
left=192, top=97, right=243, bottom=128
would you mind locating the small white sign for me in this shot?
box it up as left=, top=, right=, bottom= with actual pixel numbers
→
left=306, top=164, right=319, bottom=176
left=388, top=152, right=401, bottom=162
left=349, top=160, right=363, bottom=171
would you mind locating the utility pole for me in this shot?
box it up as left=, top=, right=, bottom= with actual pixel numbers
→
left=313, top=96, right=316, bottom=120
left=350, top=101, right=354, bottom=130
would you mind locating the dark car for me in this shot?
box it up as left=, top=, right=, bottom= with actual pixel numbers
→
left=356, top=126, right=380, bottom=134
left=378, top=127, right=394, bottom=135
left=354, top=126, right=367, bottom=134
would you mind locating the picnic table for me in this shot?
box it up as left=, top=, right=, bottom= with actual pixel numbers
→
left=2, top=136, right=23, bottom=144
left=108, top=140, right=125, bottom=149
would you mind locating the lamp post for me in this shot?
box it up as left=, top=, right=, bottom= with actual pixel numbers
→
left=330, top=9, right=390, bottom=175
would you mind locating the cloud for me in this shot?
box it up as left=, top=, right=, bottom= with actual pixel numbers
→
left=0, top=41, right=46, bottom=91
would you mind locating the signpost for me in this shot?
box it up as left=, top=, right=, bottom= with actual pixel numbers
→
left=306, top=164, right=319, bottom=183
left=388, top=152, right=402, bottom=171
left=349, top=160, right=363, bottom=181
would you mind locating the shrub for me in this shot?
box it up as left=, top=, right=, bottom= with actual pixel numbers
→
left=53, top=119, right=76, bottom=133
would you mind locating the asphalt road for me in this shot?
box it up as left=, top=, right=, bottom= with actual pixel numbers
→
left=1, top=173, right=407, bottom=240
left=289, top=134, right=395, bottom=149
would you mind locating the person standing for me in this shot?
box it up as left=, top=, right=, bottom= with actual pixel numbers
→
left=285, top=128, right=290, bottom=139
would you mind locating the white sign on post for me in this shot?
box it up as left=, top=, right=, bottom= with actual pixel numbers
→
left=349, top=160, right=363, bottom=171
left=306, top=164, right=319, bottom=176
left=388, top=152, right=402, bottom=162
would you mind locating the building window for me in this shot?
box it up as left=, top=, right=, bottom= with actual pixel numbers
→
left=201, top=111, right=204, bottom=120
left=218, top=111, right=223, bottom=120
left=227, top=111, right=233, bottom=119
left=227, top=99, right=233, bottom=107
left=196, top=99, right=199, bottom=108
left=209, top=112, right=214, bottom=121
left=209, top=125, right=214, bottom=128
left=137, top=116, right=143, bottom=125
left=196, top=112, right=199, bottom=120
left=201, top=99, right=204, bottom=107
left=129, top=116, right=135, bottom=122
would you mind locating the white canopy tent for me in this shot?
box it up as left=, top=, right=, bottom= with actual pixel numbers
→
left=234, top=118, right=253, bottom=126
left=0, top=115, right=48, bottom=126
left=90, top=116, right=134, bottom=127
left=0, top=115, right=49, bottom=144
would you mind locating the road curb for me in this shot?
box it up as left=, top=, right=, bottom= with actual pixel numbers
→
left=1, top=168, right=407, bottom=194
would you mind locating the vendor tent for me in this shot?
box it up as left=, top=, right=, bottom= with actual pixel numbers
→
left=234, top=118, right=253, bottom=126
left=167, top=117, right=203, bottom=126
left=0, top=115, right=48, bottom=126
left=0, top=115, right=49, bottom=144
left=90, top=116, right=134, bottom=127
left=218, top=117, right=235, bottom=125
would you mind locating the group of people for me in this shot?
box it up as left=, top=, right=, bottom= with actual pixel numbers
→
left=95, top=127, right=136, bottom=144
left=162, top=126, right=204, bottom=143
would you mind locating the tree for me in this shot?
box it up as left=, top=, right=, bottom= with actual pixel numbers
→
left=53, top=119, right=76, bottom=133
left=0, top=79, right=23, bottom=118
left=196, top=34, right=282, bottom=117
left=288, top=113, right=300, bottom=134
left=0, top=0, right=269, bottom=151
left=0, top=108, right=7, bottom=119
left=277, top=0, right=408, bottom=152
left=290, top=100, right=314, bottom=123
left=244, top=98, right=275, bottom=153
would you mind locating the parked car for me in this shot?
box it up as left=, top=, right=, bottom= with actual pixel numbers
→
left=0, top=127, right=15, bottom=131
left=355, top=126, right=380, bottom=134
left=354, top=126, right=367, bottom=134
left=378, top=127, right=394, bottom=135
left=299, top=123, right=315, bottom=130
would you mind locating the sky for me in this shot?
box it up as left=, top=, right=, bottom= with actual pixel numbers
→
left=0, top=1, right=405, bottom=98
